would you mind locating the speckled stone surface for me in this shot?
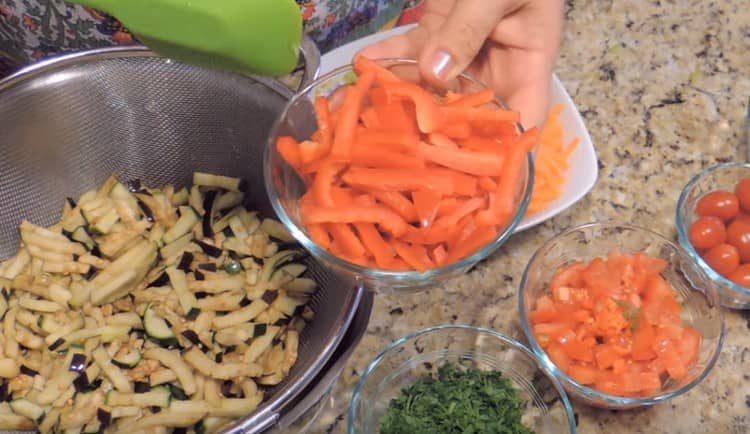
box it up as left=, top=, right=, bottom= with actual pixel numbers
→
left=305, top=0, right=750, bottom=433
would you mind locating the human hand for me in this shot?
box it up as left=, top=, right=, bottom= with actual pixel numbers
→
left=360, top=0, right=564, bottom=128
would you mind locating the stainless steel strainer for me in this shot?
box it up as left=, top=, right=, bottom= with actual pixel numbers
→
left=0, top=40, right=362, bottom=434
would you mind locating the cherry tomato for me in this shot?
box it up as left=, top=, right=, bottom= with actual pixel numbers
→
left=695, top=190, right=739, bottom=221
left=688, top=216, right=727, bottom=250
left=735, top=177, right=750, bottom=213
left=702, top=243, right=740, bottom=276
left=733, top=212, right=750, bottom=225
left=727, top=263, right=750, bottom=287
left=726, top=219, right=750, bottom=262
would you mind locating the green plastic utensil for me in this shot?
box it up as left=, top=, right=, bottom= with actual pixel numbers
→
left=68, top=0, right=303, bottom=76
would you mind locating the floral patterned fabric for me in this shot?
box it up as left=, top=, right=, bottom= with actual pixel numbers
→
left=0, top=0, right=426, bottom=78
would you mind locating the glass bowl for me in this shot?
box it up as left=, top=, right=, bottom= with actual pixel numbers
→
left=676, top=162, right=750, bottom=308
left=519, top=223, right=725, bottom=409
left=348, top=325, right=577, bottom=434
left=264, top=59, right=533, bottom=293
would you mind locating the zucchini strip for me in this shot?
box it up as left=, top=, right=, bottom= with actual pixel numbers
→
left=106, top=388, right=170, bottom=407
left=93, top=347, right=132, bottom=393
left=184, top=347, right=262, bottom=380
left=143, top=349, right=196, bottom=396
left=116, top=400, right=209, bottom=432
left=212, top=300, right=268, bottom=330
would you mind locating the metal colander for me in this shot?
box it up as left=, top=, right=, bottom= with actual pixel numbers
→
left=0, top=42, right=362, bottom=434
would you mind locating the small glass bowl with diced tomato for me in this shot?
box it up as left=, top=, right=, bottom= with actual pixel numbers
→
left=519, top=223, right=724, bottom=409
left=265, top=58, right=534, bottom=292
left=676, top=162, right=750, bottom=308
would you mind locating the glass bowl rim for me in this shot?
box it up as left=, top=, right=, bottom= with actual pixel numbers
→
left=518, top=222, right=726, bottom=407
left=347, top=324, right=578, bottom=434
left=675, top=162, right=750, bottom=297
left=264, top=58, right=534, bottom=281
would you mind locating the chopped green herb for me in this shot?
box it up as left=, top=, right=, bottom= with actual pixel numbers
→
left=380, top=363, right=534, bottom=434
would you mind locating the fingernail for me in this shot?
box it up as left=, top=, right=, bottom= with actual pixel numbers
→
left=428, top=50, right=454, bottom=81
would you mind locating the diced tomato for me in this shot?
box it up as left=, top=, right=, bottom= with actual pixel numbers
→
left=656, top=339, right=688, bottom=380
left=530, top=308, right=559, bottom=324
left=551, top=262, right=585, bottom=290
left=535, top=294, right=554, bottom=310
left=594, top=345, right=621, bottom=370
left=533, top=251, right=700, bottom=397
left=533, top=322, right=571, bottom=340
left=612, top=358, right=627, bottom=375
left=561, top=338, right=594, bottom=363
left=631, top=316, right=657, bottom=361
left=547, top=342, right=571, bottom=372
left=678, top=327, right=701, bottom=365
left=568, top=363, right=599, bottom=385
left=582, top=258, right=619, bottom=298
left=621, top=371, right=661, bottom=393
left=633, top=252, right=668, bottom=277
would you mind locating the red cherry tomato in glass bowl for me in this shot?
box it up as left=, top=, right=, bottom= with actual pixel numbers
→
left=735, top=177, right=750, bottom=213
left=733, top=212, right=750, bottom=225
left=702, top=243, right=740, bottom=276
left=726, top=219, right=750, bottom=262
left=696, top=190, right=739, bottom=221
left=689, top=216, right=727, bottom=250
left=727, top=263, right=750, bottom=287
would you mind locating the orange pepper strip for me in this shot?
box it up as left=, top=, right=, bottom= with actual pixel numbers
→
left=445, top=88, right=495, bottom=108
left=371, top=191, right=418, bottom=223
left=353, top=56, right=403, bottom=85
left=436, top=197, right=486, bottom=228
left=351, top=147, right=425, bottom=170
left=446, top=225, right=497, bottom=262
left=314, top=96, right=333, bottom=152
left=460, top=137, right=502, bottom=153
left=411, top=189, right=442, bottom=228
left=303, top=205, right=409, bottom=237
left=476, top=128, right=538, bottom=226
left=312, top=162, right=345, bottom=206
left=299, top=140, right=328, bottom=164
left=353, top=222, right=396, bottom=268
left=356, top=128, right=420, bottom=152
left=307, top=224, right=331, bottom=249
left=360, top=106, right=381, bottom=129
left=428, top=168, right=478, bottom=196
left=431, top=244, right=448, bottom=266
left=276, top=136, right=302, bottom=168
left=442, top=106, right=520, bottom=123
left=419, top=142, right=505, bottom=176
left=343, top=167, right=456, bottom=196
left=392, top=241, right=434, bottom=271
left=436, top=121, right=472, bottom=139
left=435, top=197, right=460, bottom=218
left=328, top=223, right=366, bottom=258
left=383, top=82, right=443, bottom=134
left=428, top=133, right=459, bottom=149
left=331, top=69, right=376, bottom=158
left=479, top=176, right=498, bottom=192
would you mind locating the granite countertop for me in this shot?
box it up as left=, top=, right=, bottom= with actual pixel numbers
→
left=307, top=0, right=750, bottom=432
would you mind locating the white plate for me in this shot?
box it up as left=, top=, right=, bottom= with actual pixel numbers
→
left=320, top=26, right=598, bottom=231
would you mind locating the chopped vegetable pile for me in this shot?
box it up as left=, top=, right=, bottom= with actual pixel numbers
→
left=689, top=177, right=750, bottom=286
left=379, top=363, right=534, bottom=434
left=528, top=104, right=580, bottom=215
left=0, top=172, right=318, bottom=433
left=276, top=57, right=539, bottom=271
left=530, top=251, right=701, bottom=396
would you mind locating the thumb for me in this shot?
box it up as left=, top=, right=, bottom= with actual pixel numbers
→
left=419, top=0, right=511, bottom=82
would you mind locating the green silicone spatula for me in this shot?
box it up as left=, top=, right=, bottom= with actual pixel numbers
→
left=68, top=0, right=303, bottom=76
